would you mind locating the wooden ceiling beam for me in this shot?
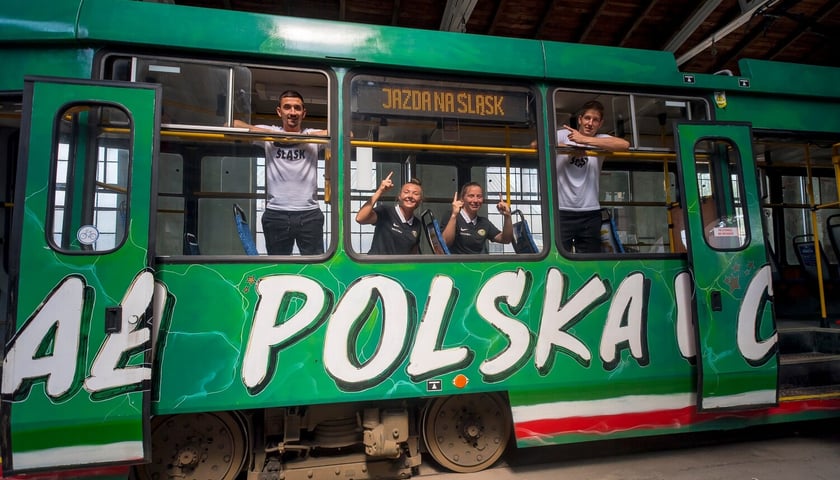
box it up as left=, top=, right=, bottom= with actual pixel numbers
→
left=534, top=0, right=558, bottom=39
left=617, top=0, right=659, bottom=47
left=663, top=0, right=723, bottom=52
left=766, top=0, right=840, bottom=61
left=486, top=0, right=507, bottom=36
left=576, top=0, right=610, bottom=44
left=440, top=0, right=479, bottom=32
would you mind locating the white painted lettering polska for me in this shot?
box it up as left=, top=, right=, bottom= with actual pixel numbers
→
left=243, top=275, right=331, bottom=394
left=247, top=268, right=706, bottom=393
left=324, top=275, right=416, bottom=391
left=476, top=268, right=533, bottom=382
left=535, top=268, right=609, bottom=373
left=406, top=275, right=472, bottom=381
left=600, top=272, right=650, bottom=369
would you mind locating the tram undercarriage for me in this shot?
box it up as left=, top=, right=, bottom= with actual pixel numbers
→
left=136, top=393, right=512, bottom=480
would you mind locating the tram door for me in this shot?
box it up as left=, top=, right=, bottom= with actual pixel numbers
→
left=674, top=122, right=778, bottom=412
left=1, top=78, right=160, bottom=474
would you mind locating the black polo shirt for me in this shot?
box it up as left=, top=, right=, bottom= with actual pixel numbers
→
left=445, top=212, right=501, bottom=254
left=368, top=204, right=421, bottom=254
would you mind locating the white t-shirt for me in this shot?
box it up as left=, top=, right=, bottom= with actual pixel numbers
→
left=555, top=129, right=610, bottom=212
left=257, top=125, right=320, bottom=211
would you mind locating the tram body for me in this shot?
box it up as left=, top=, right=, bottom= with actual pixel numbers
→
left=2, top=1, right=840, bottom=479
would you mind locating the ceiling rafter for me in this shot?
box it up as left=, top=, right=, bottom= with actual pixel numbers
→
left=391, top=0, right=401, bottom=25
left=707, top=0, right=799, bottom=72
left=766, top=0, right=840, bottom=61
left=663, top=0, right=723, bottom=53
left=574, top=0, right=610, bottom=44
left=617, top=0, right=659, bottom=47
left=534, top=0, right=558, bottom=39
left=440, top=0, right=479, bottom=32
left=675, top=0, right=769, bottom=66
left=486, top=0, right=508, bottom=36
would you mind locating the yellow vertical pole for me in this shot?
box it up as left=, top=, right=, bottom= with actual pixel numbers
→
left=804, top=145, right=828, bottom=320
left=505, top=127, right=512, bottom=205
left=324, top=148, right=331, bottom=203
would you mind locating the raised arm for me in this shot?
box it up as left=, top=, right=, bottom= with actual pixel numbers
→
left=232, top=119, right=277, bottom=133
left=563, top=124, right=630, bottom=151
left=493, top=198, right=513, bottom=244
left=356, top=172, right=394, bottom=225
left=232, top=120, right=328, bottom=137
left=442, top=191, right=463, bottom=246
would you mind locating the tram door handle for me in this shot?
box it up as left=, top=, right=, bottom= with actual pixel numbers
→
left=105, top=306, right=122, bottom=333
left=710, top=291, right=722, bottom=312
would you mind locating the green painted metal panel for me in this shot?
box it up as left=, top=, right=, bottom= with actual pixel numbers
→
left=675, top=122, right=778, bottom=411
left=0, top=1, right=79, bottom=42
left=77, top=0, right=546, bottom=78
left=714, top=94, right=840, bottom=134
left=0, top=49, right=94, bottom=91
left=150, top=257, right=696, bottom=412
left=739, top=58, right=840, bottom=98
left=3, top=77, right=160, bottom=474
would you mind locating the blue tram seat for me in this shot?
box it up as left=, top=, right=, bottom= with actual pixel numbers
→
left=826, top=214, right=840, bottom=262
left=421, top=209, right=450, bottom=255
left=233, top=203, right=259, bottom=256
left=599, top=208, right=624, bottom=253
left=184, top=232, right=200, bottom=255
left=792, top=234, right=833, bottom=281
left=511, top=209, right=538, bottom=254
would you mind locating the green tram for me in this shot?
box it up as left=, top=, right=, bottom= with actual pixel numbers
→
left=1, top=1, right=840, bottom=479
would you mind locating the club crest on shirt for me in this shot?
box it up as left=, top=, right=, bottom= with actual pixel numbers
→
left=570, top=155, right=588, bottom=167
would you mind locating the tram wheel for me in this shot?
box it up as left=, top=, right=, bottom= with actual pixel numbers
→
left=422, top=392, right=512, bottom=473
left=136, top=411, right=248, bottom=480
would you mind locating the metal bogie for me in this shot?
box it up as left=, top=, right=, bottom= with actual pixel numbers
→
left=251, top=403, right=422, bottom=480
left=138, top=397, right=512, bottom=480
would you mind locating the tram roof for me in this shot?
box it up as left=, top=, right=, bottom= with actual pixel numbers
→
left=1, top=0, right=840, bottom=99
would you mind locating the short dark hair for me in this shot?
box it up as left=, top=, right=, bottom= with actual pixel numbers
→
left=399, top=178, right=423, bottom=201
left=460, top=181, right=483, bottom=198
left=278, top=90, right=305, bottom=107
left=578, top=100, right=605, bottom=118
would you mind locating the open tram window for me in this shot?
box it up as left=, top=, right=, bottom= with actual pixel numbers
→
left=552, top=89, right=707, bottom=255
left=104, top=54, right=332, bottom=256
left=50, top=104, right=130, bottom=253
left=347, top=73, right=541, bottom=257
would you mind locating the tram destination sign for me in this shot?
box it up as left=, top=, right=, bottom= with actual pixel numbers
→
left=353, top=80, right=531, bottom=123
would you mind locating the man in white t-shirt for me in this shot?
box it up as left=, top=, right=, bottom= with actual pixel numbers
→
left=555, top=100, right=630, bottom=253
left=234, top=91, right=328, bottom=255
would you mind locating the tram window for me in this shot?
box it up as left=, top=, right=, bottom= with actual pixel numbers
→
left=695, top=139, right=747, bottom=250
left=348, top=73, right=540, bottom=257
left=754, top=141, right=840, bottom=267
left=553, top=91, right=631, bottom=147
left=50, top=104, right=130, bottom=252
left=104, top=55, right=333, bottom=256
left=156, top=152, right=185, bottom=256
left=473, top=166, right=543, bottom=254
left=123, top=58, right=252, bottom=127
left=633, top=96, right=709, bottom=150
left=551, top=88, right=707, bottom=255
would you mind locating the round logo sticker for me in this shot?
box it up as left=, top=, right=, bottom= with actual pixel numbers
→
left=77, top=225, right=100, bottom=245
